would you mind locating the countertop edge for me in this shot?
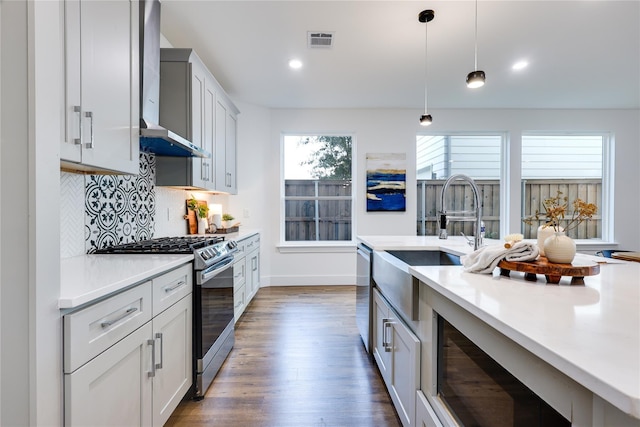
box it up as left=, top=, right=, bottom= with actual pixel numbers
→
left=60, top=254, right=194, bottom=310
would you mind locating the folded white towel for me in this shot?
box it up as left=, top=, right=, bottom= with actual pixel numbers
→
left=461, top=241, right=539, bottom=274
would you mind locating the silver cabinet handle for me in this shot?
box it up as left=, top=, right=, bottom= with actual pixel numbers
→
left=155, top=333, right=163, bottom=370
left=148, top=339, right=156, bottom=377
left=164, top=280, right=186, bottom=293
left=383, top=319, right=393, bottom=352
left=100, top=307, right=138, bottom=328
left=73, top=105, right=82, bottom=145
left=84, top=111, right=94, bottom=149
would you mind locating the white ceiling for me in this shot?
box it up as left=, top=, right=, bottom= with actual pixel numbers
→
left=160, top=0, right=640, bottom=110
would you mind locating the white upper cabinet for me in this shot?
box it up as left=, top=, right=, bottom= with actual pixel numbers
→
left=61, top=0, right=139, bottom=175
left=215, top=94, right=238, bottom=194
left=156, top=48, right=238, bottom=193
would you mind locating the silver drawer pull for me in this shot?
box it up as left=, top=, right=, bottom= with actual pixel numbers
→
left=155, top=333, right=164, bottom=370
left=100, top=307, right=138, bottom=328
left=148, top=339, right=156, bottom=377
left=164, top=280, right=186, bottom=293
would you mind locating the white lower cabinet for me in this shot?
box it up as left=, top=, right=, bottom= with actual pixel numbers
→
left=65, top=322, right=153, bottom=427
left=151, top=294, right=192, bottom=426
left=64, top=264, right=192, bottom=427
left=373, top=288, right=421, bottom=427
left=232, top=233, right=260, bottom=321
left=415, top=391, right=443, bottom=427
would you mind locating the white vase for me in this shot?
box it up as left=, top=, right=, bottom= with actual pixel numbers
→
left=198, top=218, right=208, bottom=234
left=224, top=220, right=234, bottom=229
left=537, top=225, right=563, bottom=256
left=543, top=232, right=576, bottom=264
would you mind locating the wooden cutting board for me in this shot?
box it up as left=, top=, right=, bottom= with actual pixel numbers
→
left=611, top=252, right=640, bottom=262
left=498, top=256, right=600, bottom=285
left=184, top=200, right=208, bottom=234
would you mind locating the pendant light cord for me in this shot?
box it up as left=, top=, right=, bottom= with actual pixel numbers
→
left=424, top=20, right=429, bottom=113
left=473, top=0, right=478, bottom=71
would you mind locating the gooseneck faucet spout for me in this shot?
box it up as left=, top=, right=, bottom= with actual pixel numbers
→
left=438, top=174, right=483, bottom=250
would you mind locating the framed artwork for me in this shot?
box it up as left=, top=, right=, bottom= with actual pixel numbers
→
left=366, top=153, right=406, bottom=212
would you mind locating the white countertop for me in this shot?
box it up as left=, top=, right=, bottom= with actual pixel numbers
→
left=358, top=234, right=479, bottom=255
left=60, top=254, right=193, bottom=309
left=358, top=235, right=640, bottom=419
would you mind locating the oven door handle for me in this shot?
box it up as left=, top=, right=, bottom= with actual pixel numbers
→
left=200, top=256, right=234, bottom=283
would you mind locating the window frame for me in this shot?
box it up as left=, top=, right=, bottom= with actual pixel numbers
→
left=279, top=132, right=356, bottom=249
left=520, top=131, right=613, bottom=242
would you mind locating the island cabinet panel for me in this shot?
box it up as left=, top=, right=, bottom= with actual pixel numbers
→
left=60, top=0, right=139, bottom=175
left=373, top=288, right=420, bottom=427
left=64, top=264, right=193, bottom=427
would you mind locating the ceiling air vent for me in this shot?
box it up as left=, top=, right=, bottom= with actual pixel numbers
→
left=307, top=32, right=334, bottom=48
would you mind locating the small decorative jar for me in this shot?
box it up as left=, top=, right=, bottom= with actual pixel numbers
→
left=543, top=231, right=576, bottom=264
left=537, top=225, right=562, bottom=256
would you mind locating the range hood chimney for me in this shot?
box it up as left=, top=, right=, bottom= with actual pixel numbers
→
left=139, top=0, right=210, bottom=158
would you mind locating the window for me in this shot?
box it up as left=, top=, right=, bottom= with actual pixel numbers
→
left=416, top=134, right=503, bottom=239
left=521, top=134, right=606, bottom=240
left=282, top=135, right=353, bottom=243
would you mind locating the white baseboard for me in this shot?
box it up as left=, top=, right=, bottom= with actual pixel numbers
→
left=260, top=275, right=355, bottom=287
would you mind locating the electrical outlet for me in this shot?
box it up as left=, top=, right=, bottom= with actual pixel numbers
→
left=243, top=209, right=250, bottom=218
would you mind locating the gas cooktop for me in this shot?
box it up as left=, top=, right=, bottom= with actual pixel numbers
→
left=94, top=235, right=238, bottom=271
left=94, top=236, right=225, bottom=254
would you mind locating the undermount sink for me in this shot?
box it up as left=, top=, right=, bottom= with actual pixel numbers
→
left=385, top=250, right=461, bottom=266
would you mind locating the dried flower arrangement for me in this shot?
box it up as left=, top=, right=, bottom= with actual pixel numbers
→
left=523, top=190, right=598, bottom=233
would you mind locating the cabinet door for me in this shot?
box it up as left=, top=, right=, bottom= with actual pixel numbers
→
left=214, top=98, right=228, bottom=192
left=225, top=112, right=237, bottom=194
left=388, top=313, right=421, bottom=427
left=65, top=322, right=153, bottom=427
left=373, top=289, right=392, bottom=383
left=152, top=295, right=192, bottom=427
left=234, top=284, right=246, bottom=322
left=247, top=248, right=260, bottom=299
left=416, top=391, right=443, bottom=427
left=62, top=0, right=139, bottom=174
left=190, top=59, right=207, bottom=189
left=203, top=78, right=216, bottom=189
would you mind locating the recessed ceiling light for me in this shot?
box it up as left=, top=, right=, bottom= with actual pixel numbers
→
left=512, top=60, right=528, bottom=70
left=289, top=59, right=303, bottom=69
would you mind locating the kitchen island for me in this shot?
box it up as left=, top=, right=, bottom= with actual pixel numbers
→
left=358, top=235, right=639, bottom=426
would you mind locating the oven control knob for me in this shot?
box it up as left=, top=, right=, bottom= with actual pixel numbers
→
left=201, top=250, right=210, bottom=260
left=227, top=241, right=237, bottom=250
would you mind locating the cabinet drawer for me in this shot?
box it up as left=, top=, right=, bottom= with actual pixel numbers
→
left=64, top=283, right=152, bottom=373
left=243, top=234, right=260, bottom=253
left=152, top=264, right=192, bottom=316
left=233, top=258, right=246, bottom=288
left=234, top=239, right=247, bottom=258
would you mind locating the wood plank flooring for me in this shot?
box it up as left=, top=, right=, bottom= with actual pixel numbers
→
left=166, top=286, right=402, bottom=427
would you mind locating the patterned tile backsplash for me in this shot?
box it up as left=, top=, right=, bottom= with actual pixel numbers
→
left=60, top=152, right=224, bottom=258
left=85, top=153, right=156, bottom=251
left=61, top=153, right=156, bottom=257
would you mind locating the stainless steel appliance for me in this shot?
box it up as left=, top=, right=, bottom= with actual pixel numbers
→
left=95, top=235, right=237, bottom=399
left=138, top=0, right=210, bottom=158
left=356, top=243, right=373, bottom=354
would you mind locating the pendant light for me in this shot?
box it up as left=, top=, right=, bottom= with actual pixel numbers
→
left=466, top=0, right=485, bottom=88
left=419, top=9, right=434, bottom=126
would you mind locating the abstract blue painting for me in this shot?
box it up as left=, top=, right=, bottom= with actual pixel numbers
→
left=366, top=153, right=406, bottom=212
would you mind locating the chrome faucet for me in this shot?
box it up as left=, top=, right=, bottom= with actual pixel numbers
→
left=438, top=174, right=484, bottom=250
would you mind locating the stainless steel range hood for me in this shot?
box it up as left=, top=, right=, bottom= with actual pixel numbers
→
left=139, top=0, right=210, bottom=158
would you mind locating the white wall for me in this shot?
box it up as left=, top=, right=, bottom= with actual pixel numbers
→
left=231, top=106, right=640, bottom=286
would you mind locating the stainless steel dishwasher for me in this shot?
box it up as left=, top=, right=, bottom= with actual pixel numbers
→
left=356, top=243, right=373, bottom=354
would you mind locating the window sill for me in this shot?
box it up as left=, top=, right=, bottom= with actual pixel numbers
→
left=277, top=242, right=356, bottom=254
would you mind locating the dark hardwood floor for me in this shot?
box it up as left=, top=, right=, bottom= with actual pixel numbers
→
left=166, top=286, right=402, bottom=427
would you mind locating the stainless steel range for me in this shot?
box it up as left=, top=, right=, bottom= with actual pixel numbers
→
left=95, top=235, right=237, bottom=399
